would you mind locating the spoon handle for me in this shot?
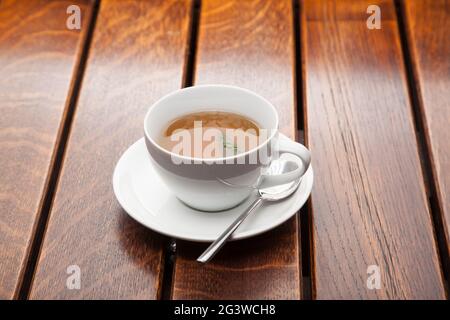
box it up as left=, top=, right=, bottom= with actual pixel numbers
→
left=197, top=197, right=263, bottom=263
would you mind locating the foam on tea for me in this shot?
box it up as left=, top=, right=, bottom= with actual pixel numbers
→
left=159, top=111, right=260, bottom=158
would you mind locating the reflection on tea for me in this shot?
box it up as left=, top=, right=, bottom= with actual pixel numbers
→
left=159, top=111, right=261, bottom=158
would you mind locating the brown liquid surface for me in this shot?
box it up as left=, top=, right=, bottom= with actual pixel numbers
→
left=159, top=111, right=261, bottom=158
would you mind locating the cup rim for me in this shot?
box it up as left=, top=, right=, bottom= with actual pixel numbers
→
left=143, top=84, right=279, bottom=163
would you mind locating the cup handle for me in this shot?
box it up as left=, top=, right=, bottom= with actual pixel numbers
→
left=260, top=133, right=311, bottom=188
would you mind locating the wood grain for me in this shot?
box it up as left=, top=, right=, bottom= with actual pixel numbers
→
left=29, top=0, right=192, bottom=299
left=0, top=0, right=93, bottom=299
left=172, top=0, right=302, bottom=299
left=402, top=0, right=450, bottom=265
left=302, top=0, right=446, bottom=299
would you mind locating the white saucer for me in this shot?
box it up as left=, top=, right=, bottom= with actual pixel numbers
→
left=113, top=138, right=313, bottom=242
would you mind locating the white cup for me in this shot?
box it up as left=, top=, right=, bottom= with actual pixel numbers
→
left=144, top=85, right=311, bottom=211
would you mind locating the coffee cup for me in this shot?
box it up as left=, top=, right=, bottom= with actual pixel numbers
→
left=144, top=85, right=311, bottom=211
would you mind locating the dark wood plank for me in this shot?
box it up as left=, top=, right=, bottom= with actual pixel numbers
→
left=172, top=0, right=302, bottom=299
left=0, top=0, right=93, bottom=299
left=402, top=0, right=450, bottom=264
left=302, top=0, right=446, bottom=299
left=29, top=0, right=192, bottom=299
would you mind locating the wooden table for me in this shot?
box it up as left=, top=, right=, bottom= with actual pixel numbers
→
left=0, top=0, right=448, bottom=300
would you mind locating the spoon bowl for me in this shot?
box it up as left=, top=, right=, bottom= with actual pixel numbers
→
left=259, top=179, right=302, bottom=201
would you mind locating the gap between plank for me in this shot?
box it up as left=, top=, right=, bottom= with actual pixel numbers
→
left=394, top=0, right=449, bottom=295
left=293, top=0, right=312, bottom=300
left=160, top=0, right=202, bottom=300
left=17, top=0, right=101, bottom=300
left=182, top=0, right=201, bottom=88
left=160, top=240, right=177, bottom=300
